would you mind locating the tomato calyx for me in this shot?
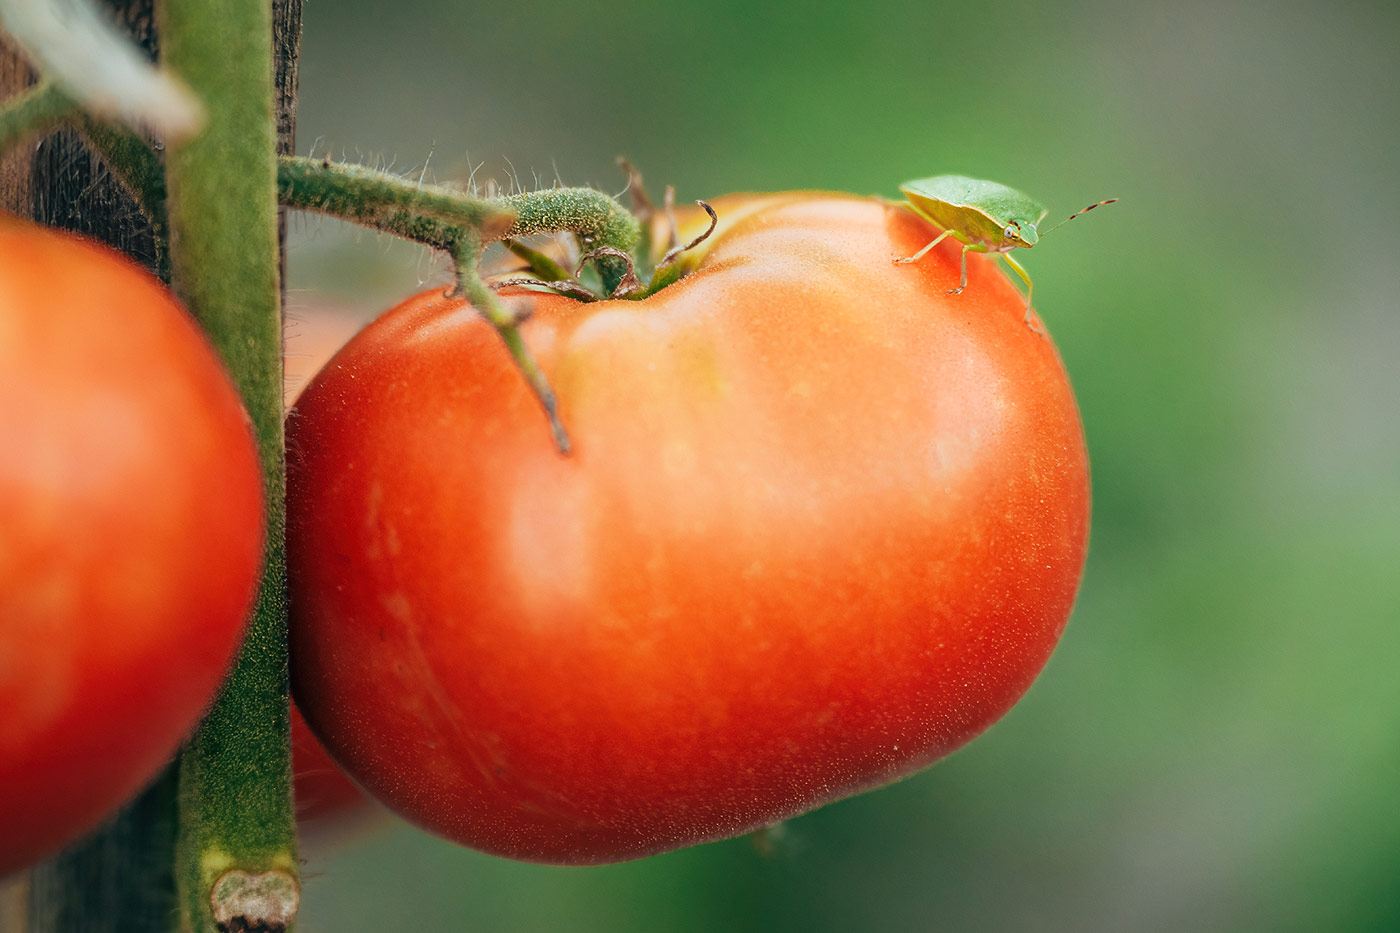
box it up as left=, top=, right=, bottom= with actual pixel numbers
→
left=277, top=155, right=721, bottom=452
left=491, top=197, right=719, bottom=303
left=618, top=157, right=721, bottom=295
left=642, top=199, right=718, bottom=294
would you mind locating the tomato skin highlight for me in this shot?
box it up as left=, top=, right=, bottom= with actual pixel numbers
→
left=0, top=217, right=264, bottom=877
left=287, top=194, right=1089, bottom=865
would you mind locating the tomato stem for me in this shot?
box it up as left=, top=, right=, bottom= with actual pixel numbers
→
left=276, top=155, right=641, bottom=268
left=452, top=232, right=572, bottom=453
left=279, top=154, right=647, bottom=452
left=277, top=154, right=515, bottom=245
left=494, top=186, right=639, bottom=293
left=159, top=0, right=300, bottom=927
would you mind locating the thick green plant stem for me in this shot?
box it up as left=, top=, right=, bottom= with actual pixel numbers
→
left=0, top=80, right=78, bottom=151
left=158, top=0, right=298, bottom=929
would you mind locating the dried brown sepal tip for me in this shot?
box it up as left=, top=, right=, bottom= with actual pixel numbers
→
left=643, top=200, right=720, bottom=294
left=616, top=157, right=656, bottom=216
left=660, top=200, right=718, bottom=267
left=489, top=276, right=600, bottom=302
left=663, top=184, right=680, bottom=252
left=210, top=869, right=299, bottom=933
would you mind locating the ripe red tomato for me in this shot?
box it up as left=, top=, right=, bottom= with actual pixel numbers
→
left=0, top=216, right=264, bottom=876
left=287, top=194, right=1089, bottom=865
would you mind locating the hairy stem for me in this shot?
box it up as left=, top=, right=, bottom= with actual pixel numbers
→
left=277, top=154, right=513, bottom=245
left=276, top=155, right=640, bottom=284
left=492, top=185, right=639, bottom=295
left=159, top=0, right=298, bottom=929
left=496, top=186, right=638, bottom=252
left=451, top=231, right=571, bottom=453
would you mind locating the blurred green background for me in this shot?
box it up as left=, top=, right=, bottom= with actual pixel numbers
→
left=283, top=0, right=1400, bottom=930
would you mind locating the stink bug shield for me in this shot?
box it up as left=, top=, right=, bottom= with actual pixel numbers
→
left=895, top=174, right=1116, bottom=324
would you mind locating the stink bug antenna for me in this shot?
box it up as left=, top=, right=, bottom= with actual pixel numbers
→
left=1042, top=198, right=1118, bottom=235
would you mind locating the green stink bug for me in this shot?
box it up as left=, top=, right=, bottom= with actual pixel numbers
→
left=894, top=175, right=1116, bottom=323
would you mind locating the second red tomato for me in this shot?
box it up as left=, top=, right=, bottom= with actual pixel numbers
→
left=0, top=217, right=264, bottom=877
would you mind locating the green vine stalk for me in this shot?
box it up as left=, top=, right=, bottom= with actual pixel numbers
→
left=157, top=0, right=299, bottom=928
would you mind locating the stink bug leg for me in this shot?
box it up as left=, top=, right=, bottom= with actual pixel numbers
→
left=950, top=242, right=988, bottom=295
left=998, top=251, right=1034, bottom=320
left=893, top=228, right=954, bottom=265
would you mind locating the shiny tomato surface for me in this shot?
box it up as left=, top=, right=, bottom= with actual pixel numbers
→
left=0, top=216, right=264, bottom=876
left=287, top=194, right=1089, bottom=864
